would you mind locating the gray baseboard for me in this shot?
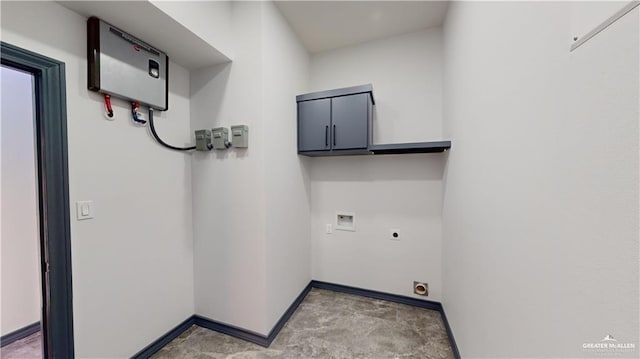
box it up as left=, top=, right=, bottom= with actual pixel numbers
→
left=0, top=322, right=41, bottom=348
left=310, top=280, right=460, bottom=359
left=130, top=316, right=195, bottom=359
left=194, top=280, right=312, bottom=348
left=132, top=280, right=460, bottom=359
left=131, top=283, right=312, bottom=358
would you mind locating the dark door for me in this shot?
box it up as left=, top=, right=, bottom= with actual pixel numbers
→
left=298, top=98, right=331, bottom=152
left=331, top=94, right=369, bottom=150
left=1, top=42, right=74, bottom=358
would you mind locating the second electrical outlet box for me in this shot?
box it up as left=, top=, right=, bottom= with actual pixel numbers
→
left=231, top=125, right=249, bottom=148
left=87, top=17, right=169, bottom=110
left=212, top=127, right=229, bottom=150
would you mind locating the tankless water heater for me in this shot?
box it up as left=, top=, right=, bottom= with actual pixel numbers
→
left=87, top=17, right=168, bottom=110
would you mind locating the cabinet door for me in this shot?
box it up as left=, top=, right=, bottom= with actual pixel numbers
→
left=298, top=98, right=331, bottom=152
left=331, top=94, right=369, bottom=150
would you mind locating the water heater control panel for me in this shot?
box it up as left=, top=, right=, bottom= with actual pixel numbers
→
left=87, top=17, right=168, bottom=110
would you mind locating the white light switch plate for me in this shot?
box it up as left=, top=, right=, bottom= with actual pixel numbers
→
left=76, top=201, right=94, bottom=220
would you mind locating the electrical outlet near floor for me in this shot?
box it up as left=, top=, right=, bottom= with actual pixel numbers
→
left=390, top=228, right=400, bottom=241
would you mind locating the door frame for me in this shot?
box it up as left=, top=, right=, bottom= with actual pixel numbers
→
left=1, top=42, right=74, bottom=358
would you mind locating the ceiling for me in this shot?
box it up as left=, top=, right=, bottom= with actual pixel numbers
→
left=274, top=1, right=449, bottom=53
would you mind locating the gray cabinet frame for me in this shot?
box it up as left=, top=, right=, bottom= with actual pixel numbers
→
left=297, top=84, right=374, bottom=156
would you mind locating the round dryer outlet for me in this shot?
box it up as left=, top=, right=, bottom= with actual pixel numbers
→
left=413, top=281, right=428, bottom=296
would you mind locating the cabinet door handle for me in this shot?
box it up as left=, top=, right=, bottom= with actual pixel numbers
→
left=333, top=124, right=336, bottom=146
left=325, top=125, right=329, bottom=147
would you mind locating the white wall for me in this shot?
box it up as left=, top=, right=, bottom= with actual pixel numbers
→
left=150, top=0, right=233, bottom=60
left=2, top=1, right=311, bottom=351
left=0, top=64, right=1, bottom=340
left=1, top=2, right=195, bottom=357
left=310, top=155, right=445, bottom=301
left=191, top=1, right=269, bottom=335
left=0, top=66, right=41, bottom=336
left=191, top=1, right=312, bottom=335
left=261, top=1, right=312, bottom=329
left=309, top=28, right=445, bottom=301
left=442, top=2, right=639, bottom=357
left=310, top=28, right=443, bottom=144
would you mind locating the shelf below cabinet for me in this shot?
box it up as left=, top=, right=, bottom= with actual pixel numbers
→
left=368, top=141, right=451, bottom=155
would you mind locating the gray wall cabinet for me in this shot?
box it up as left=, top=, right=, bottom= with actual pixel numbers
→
left=296, top=84, right=451, bottom=156
left=297, top=84, right=374, bottom=156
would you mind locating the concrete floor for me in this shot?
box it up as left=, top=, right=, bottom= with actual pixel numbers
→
left=0, top=331, right=42, bottom=359
left=153, top=288, right=454, bottom=359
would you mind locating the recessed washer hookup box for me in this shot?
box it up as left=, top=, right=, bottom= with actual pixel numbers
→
left=87, top=16, right=169, bottom=110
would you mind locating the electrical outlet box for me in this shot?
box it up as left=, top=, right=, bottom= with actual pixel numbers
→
left=231, top=125, right=249, bottom=148
left=195, top=129, right=212, bottom=151
left=87, top=17, right=168, bottom=110
left=212, top=127, right=229, bottom=150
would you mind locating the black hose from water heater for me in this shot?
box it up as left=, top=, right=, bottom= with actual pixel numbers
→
left=148, top=107, right=196, bottom=151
